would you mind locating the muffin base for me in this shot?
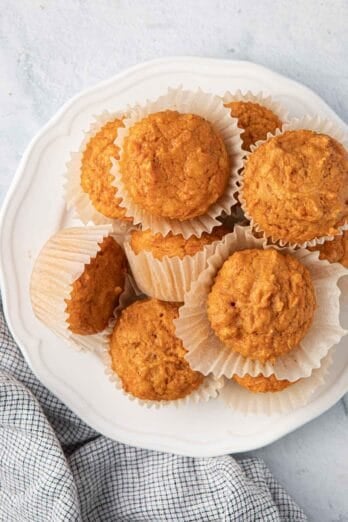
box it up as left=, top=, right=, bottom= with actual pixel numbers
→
left=124, top=232, right=231, bottom=302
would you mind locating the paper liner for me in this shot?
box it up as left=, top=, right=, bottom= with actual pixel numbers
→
left=124, top=234, right=227, bottom=302
left=30, top=225, right=132, bottom=352
left=223, top=90, right=288, bottom=132
left=99, top=316, right=224, bottom=409
left=64, top=111, right=132, bottom=234
left=110, top=87, right=244, bottom=238
left=221, top=351, right=333, bottom=415
left=174, top=225, right=348, bottom=380
left=238, top=115, right=348, bottom=249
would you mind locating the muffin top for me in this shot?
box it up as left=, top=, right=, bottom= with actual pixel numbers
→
left=224, top=101, right=282, bottom=151
left=81, top=118, right=131, bottom=221
left=119, top=110, right=230, bottom=221
left=233, top=373, right=293, bottom=393
left=130, top=225, right=229, bottom=260
left=109, top=299, right=204, bottom=401
left=310, top=230, right=348, bottom=268
left=66, top=236, right=126, bottom=335
left=242, top=130, right=348, bottom=244
left=207, top=249, right=316, bottom=362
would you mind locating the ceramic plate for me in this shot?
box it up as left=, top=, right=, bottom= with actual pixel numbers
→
left=1, top=57, right=348, bottom=457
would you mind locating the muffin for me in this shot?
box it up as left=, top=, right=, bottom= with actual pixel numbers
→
left=242, top=130, right=348, bottom=244
left=176, top=225, right=344, bottom=381
left=224, top=100, right=282, bottom=151
left=66, top=236, right=127, bottom=334
left=207, top=249, right=316, bottom=362
left=125, top=226, right=230, bottom=302
left=130, top=226, right=229, bottom=259
left=109, top=299, right=204, bottom=401
left=310, top=230, right=348, bottom=268
left=80, top=118, right=131, bottom=221
left=119, top=110, right=230, bottom=221
left=233, top=373, right=293, bottom=393
left=30, top=226, right=127, bottom=348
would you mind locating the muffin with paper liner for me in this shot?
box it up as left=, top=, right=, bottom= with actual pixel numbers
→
left=221, top=352, right=333, bottom=416
left=110, top=87, right=244, bottom=238
left=174, top=225, right=347, bottom=381
left=223, top=90, right=287, bottom=151
left=65, top=111, right=132, bottom=230
left=102, top=298, right=223, bottom=407
left=207, top=248, right=316, bottom=363
left=30, top=225, right=130, bottom=351
left=238, top=115, right=348, bottom=248
left=124, top=226, right=230, bottom=302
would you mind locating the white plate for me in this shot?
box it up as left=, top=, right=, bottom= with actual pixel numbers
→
left=1, top=57, right=348, bottom=457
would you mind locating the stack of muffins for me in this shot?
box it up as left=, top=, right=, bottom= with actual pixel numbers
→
left=30, top=87, right=348, bottom=414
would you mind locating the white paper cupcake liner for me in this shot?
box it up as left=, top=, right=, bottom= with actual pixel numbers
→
left=30, top=225, right=132, bottom=352
left=221, top=351, right=333, bottom=415
left=238, top=115, right=348, bottom=249
left=124, top=233, right=227, bottom=302
left=99, top=321, right=224, bottom=409
left=174, top=225, right=348, bottom=380
left=223, top=90, right=288, bottom=132
left=110, top=86, right=244, bottom=238
left=64, top=111, right=132, bottom=234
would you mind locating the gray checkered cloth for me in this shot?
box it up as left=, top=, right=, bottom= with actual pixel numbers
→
left=0, top=301, right=307, bottom=522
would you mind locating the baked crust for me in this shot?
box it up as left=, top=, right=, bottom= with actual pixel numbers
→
left=109, top=299, right=204, bottom=401
left=207, top=249, right=316, bottom=362
left=119, top=110, right=230, bottom=220
left=66, top=236, right=126, bottom=334
left=310, top=230, right=348, bottom=268
left=233, top=373, right=293, bottom=393
left=225, top=101, right=282, bottom=151
left=130, top=226, right=229, bottom=260
left=81, top=119, right=131, bottom=221
left=242, top=130, right=348, bottom=243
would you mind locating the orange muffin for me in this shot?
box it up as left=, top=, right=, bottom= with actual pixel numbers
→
left=224, top=100, right=282, bottom=151
left=119, top=110, right=230, bottom=220
left=66, top=236, right=126, bottom=335
left=310, top=230, right=348, bottom=268
left=207, top=249, right=316, bottom=362
left=233, top=373, right=293, bottom=393
left=81, top=118, right=131, bottom=221
left=130, top=226, right=229, bottom=260
left=109, top=299, right=204, bottom=401
left=242, top=130, right=348, bottom=244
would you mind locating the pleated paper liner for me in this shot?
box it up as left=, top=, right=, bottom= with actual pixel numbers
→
left=30, top=225, right=134, bottom=352
left=110, top=86, right=244, bottom=239
left=238, top=115, right=348, bottom=249
left=124, top=233, right=227, bottom=302
left=99, top=339, right=224, bottom=409
left=64, top=110, right=132, bottom=234
left=221, top=351, right=333, bottom=416
left=174, top=225, right=347, bottom=380
left=222, top=90, right=288, bottom=132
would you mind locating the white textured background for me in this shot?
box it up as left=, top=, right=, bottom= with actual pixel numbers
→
left=1, top=1, right=348, bottom=520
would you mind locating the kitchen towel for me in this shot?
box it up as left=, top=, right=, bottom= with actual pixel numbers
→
left=0, top=300, right=306, bottom=521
